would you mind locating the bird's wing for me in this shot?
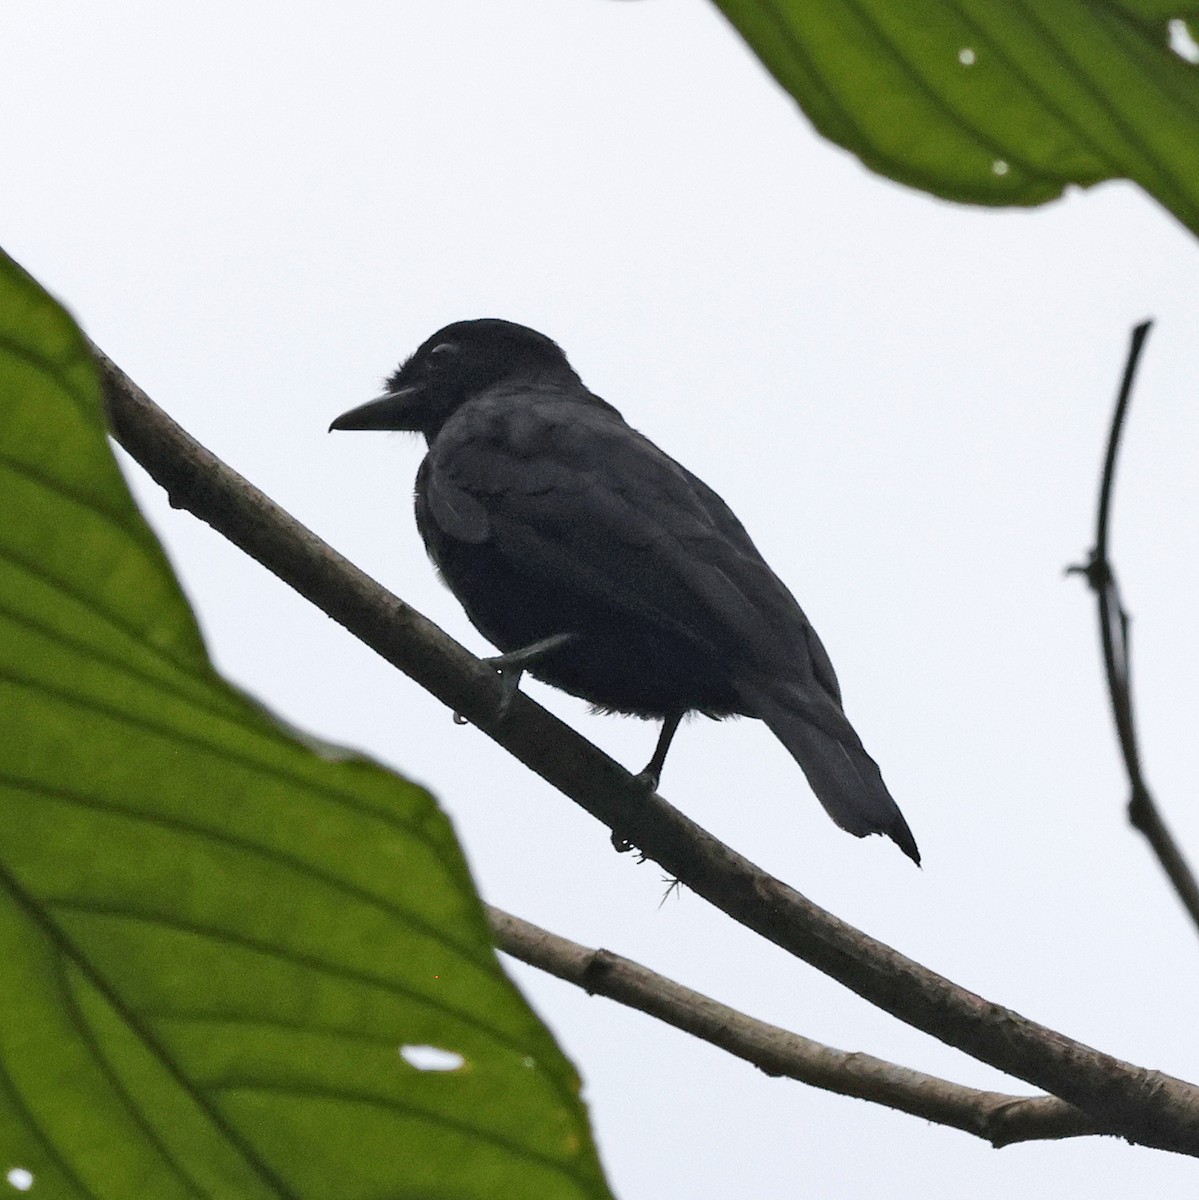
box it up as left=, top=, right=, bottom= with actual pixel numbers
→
left=429, top=392, right=829, bottom=688
left=680, top=464, right=844, bottom=706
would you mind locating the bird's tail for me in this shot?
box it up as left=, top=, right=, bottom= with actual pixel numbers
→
left=742, top=683, right=920, bottom=865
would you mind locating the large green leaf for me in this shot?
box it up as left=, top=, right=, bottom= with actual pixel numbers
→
left=712, top=0, right=1199, bottom=233
left=0, top=249, right=611, bottom=1199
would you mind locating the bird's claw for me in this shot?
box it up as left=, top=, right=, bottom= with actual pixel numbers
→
left=610, top=829, right=639, bottom=855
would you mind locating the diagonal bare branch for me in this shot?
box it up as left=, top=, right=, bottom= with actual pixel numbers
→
left=487, top=906, right=1103, bottom=1148
left=97, top=343, right=1199, bottom=1156
left=1068, top=321, right=1199, bottom=934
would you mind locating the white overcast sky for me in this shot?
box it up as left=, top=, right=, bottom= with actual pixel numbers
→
left=5, top=3, right=1199, bottom=1197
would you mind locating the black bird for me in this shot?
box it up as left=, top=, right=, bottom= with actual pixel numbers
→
left=330, top=319, right=919, bottom=863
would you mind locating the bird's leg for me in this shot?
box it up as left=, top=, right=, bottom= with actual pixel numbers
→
left=610, top=712, right=684, bottom=854
left=635, top=710, right=684, bottom=792
left=482, top=632, right=576, bottom=718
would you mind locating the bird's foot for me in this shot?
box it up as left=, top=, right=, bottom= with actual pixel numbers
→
left=480, top=660, right=524, bottom=721
left=481, top=632, right=576, bottom=720
left=633, top=766, right=661, bottom=793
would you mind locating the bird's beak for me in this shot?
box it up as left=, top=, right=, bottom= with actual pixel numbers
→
left=328, top=385, right=423, bottom=432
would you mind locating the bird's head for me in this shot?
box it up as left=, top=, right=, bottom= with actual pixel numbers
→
left=329, top=318, right=579, bottom=441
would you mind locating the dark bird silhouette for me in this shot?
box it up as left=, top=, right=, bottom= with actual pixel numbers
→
left=330, top=319, right=919, bottom=863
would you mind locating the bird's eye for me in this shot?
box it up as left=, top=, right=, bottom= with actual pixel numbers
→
left=426, top=342, right=459, bottom=372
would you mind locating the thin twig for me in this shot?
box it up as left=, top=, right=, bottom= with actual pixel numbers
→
left=1068, top=321, right=1199, bottom=933
left=487, top=906, right=1103, bottom=1147
left=97, top=345, right=1199, bottom=1156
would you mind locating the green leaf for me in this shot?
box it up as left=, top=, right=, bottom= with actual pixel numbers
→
left=0, top=249, right=612, bottom=1200
left=711, top=0, right=1199, bottom=233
